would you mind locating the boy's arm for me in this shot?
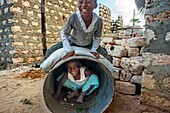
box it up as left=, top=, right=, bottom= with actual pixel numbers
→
left=54, top=73, right=68, bottom=100
left=90, top=37, right=101, bottom=58
left=61, top=14, right=74, bottom=53
left=61, top=33, right=74, bottom=53
left=90, top=18, right=103, bottom=57
left=61, top=14, right=75, bottom=59
left=90, top=36, right=101, bottom=53
left=84, top=68, right=95, bottom=78
left=61, top=33, right=75, bottom=60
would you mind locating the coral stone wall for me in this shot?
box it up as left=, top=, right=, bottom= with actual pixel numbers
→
left=45, top=0, right=77, bottom=47
left=0, top=0, right=14, bottom=66
left=0, top=0, right=77, bottom=67
left=141, top=0, right=170, bottom=111
left=12, top=0, right=42, bottom=64
left=101, top=36, right=145, bottom=95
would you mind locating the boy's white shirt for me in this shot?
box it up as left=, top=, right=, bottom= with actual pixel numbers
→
left=68, top=66, right=88, bottom=85
left=61, top=10, right=101, bottom=53
left=76, top=10, right=99, bottom=33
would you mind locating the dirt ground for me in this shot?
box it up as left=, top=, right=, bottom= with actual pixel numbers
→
left=0, top=66, right=166, bottom=113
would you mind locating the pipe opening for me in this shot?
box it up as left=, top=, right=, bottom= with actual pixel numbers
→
left=43, top=57, right=115, bottom=113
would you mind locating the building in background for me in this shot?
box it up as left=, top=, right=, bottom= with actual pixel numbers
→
left=111, top=15, right=125, bottom=38
left=99, top=4, right=114, bottom=38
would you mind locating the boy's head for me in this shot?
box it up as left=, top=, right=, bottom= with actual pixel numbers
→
left=77, top=0, right=97, bottom=17
left=66, top=60, right=81, bottom=76
left=78, top=0, right=97, bottom=4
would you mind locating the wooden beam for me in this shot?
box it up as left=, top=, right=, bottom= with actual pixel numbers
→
left=41, top=0, right=47, bottom=56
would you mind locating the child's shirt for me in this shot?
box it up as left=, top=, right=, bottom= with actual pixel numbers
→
left=61, top=10, right=103, bottom=53
left=68, top=66, right=89, bottom=85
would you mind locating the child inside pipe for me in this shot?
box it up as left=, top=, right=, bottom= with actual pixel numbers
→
left=53, top=60, right=99, bottom=103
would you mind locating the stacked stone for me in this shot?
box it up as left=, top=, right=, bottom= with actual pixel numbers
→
left=141, top=0, right=170, bottom=110
left=11, top=0, right=43, bottom=64
left=0, top=0, right=77, bottom=67
left=101, top=37, right=146, bottom=95
left=99, top=4, right=114, bottom=38
left=0, top=0, right=14, bottom=66
left=46, top=0, right=77, bottom=46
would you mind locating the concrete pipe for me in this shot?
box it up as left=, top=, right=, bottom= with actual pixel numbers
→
left=43, top=56, right=115, bottom=113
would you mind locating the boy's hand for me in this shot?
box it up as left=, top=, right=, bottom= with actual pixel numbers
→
left=91, top=52, right=100, bottom=58
left=62, top=51, right=75, bottom=60
left=53, top=93, right=60, bottom=101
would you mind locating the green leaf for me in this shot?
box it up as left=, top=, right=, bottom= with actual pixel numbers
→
left=19, top=99, right=33, bottom=105
left=75, top=107, right=86, bottom=112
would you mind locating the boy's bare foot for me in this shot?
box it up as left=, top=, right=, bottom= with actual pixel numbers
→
left=77, top=92, right=86, bottom=103
left=67, top=90, right=79, bottom=99
left=93, top=89, right=99, bottom=96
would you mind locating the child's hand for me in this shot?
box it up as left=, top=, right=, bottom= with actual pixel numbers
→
left=62, top=51, right=75, bottom=60
left=53, top=93, right=60, bottom=101
left=91, top=52, right=100, bottom=58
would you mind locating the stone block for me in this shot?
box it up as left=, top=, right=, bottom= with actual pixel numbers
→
left=127, top=37, right=145, bottom=47
left=142, top=53, right=170, bottom=66
left=115, top=81, right=136, bottom=95
left=120, top=57, right=144, bottom=75
left=112, top=46, right=126, bottom=58
left=165, top=32, right=170, bottom=42
left=13, top=58, right=24, bottom=63
left=32, top=22, right=39, bottom=26
left=111, top=71, right=119, bottom=79
left=22, top=19, right=29, bottom=24
left=142, top=72, right=156, bottom=90
left=22, top=1, right=30, bottom=7
left=120, top=70, right=133, bottom=82
left=12, top=26, right=22, bottom=32
left=4, top=7, right=9, bottom=13
left=27, top=58, right=35, bottom=63
left=151, top=54, right=170, bottom=66
left=27, top=10, right=33, bottom=15
left=101, top=37, right=114, bottom=44
left=141, top=92, right=170, bottom=111
left=33, top=5, right=39, bottom=9
left=114, top=39, right=121, bottom=45
left=104, top=43, right=114, bottom=56
left=36, top=57, right=42, bottom=61
left=112, top=57, right=121, bottom=67
left=130, top=75, right=142, bottom=85
left=126, top=47, right=139, bottom=57
left=105, top=43, right=112, bottom=51
left=122, top=48, right=128, bottom=57
left=22, top=50, right=29, bottom=54
left=113, top=67, right=122, bottom=79
left=13, top=42, right=24, bottom=46
left=162, top=77, right=170, bottom=90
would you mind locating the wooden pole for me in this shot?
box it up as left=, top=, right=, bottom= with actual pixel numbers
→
left=41, top=0, right=47, bottom=56
left=132, top=9, right=135, bottom=34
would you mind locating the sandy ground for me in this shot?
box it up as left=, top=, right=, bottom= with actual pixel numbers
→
left=0, top=66, right=165, bottom=113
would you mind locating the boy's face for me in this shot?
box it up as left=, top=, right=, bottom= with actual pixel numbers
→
left=67, top=61, right=80, bottom=77
left=77, top=0, right=97, bottom=17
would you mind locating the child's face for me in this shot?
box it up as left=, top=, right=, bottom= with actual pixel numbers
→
left=67, top=61, right=80, bottom=77
left=78, top=0, right=97, bottom=17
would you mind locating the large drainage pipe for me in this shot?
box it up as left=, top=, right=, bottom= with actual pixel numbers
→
left=43, top=56, right=115, bottom=113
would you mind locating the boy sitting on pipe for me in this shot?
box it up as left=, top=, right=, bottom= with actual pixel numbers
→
left=53, top=60, right=99, bottom=103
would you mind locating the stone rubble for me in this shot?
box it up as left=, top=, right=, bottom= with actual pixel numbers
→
left=101, top=37, right=146, bottom=95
